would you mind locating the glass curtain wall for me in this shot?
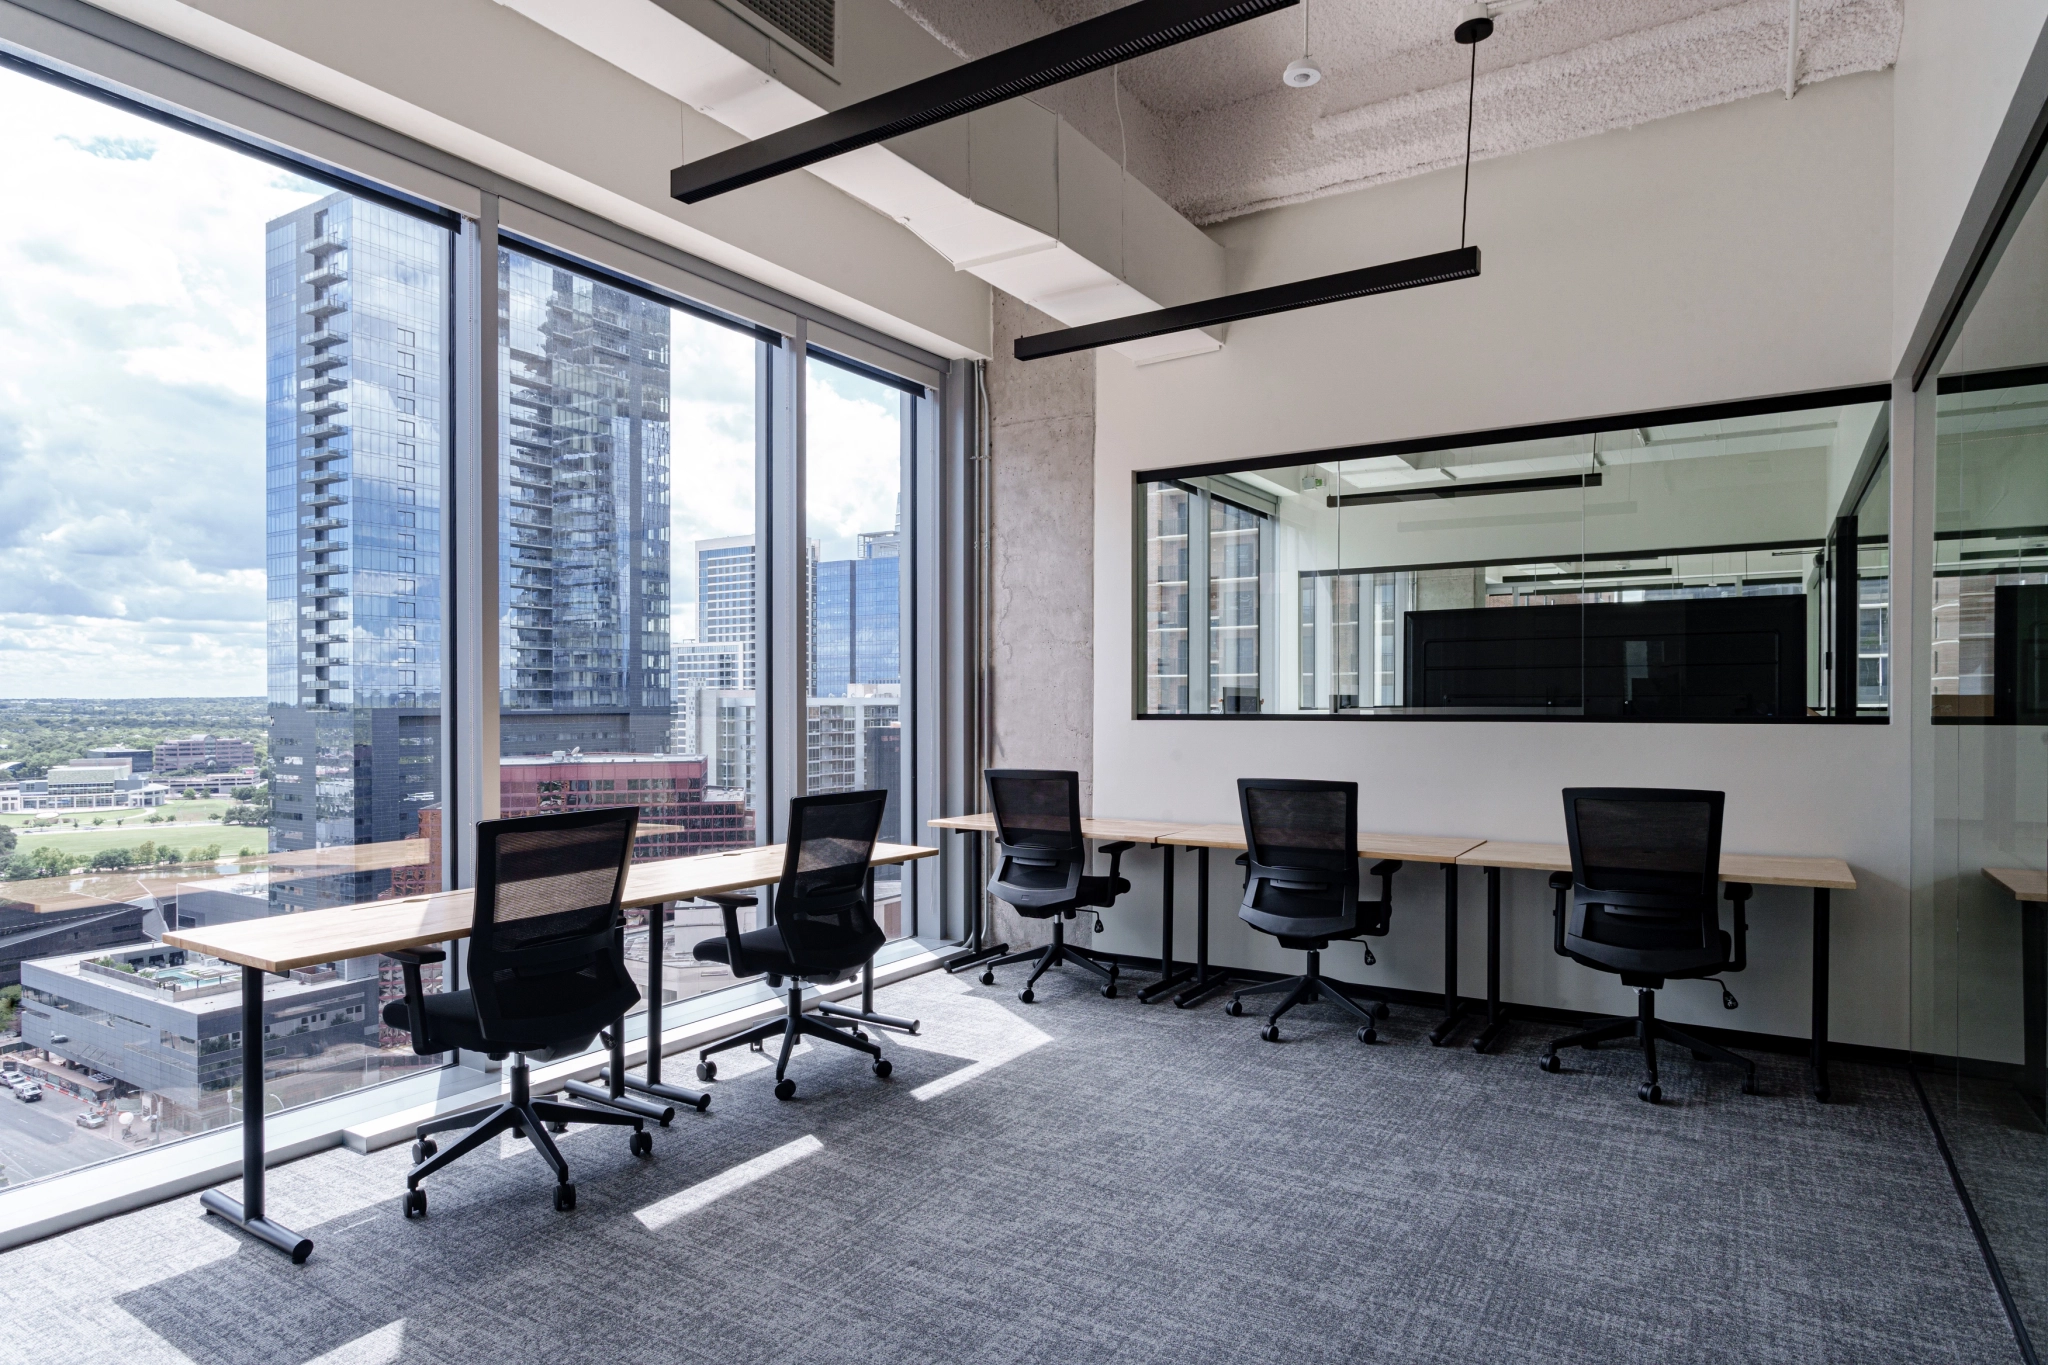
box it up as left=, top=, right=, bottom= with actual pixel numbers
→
left=495, top=245, right=764, bottom=1011
left=1919, top=168, right=2048, bottom=1337
left=1138, top=393, right=1890, bottom=722
left=0, top=64, right=451, bottom=1184
left=805, top=355, right=913, bottom=937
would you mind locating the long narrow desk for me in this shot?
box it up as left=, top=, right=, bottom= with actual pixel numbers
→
left=926, top=814, right=1197, bottom=999
left=1985, top=867, right=2048, bottom=1119
left=161, top=841, right=936, bottom=1263
left=1154, top=826, right=1484, bottom=1014
left=1456, top=841, right=1856, bottom=1100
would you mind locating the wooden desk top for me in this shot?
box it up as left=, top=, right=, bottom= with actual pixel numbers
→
left=1155, top=823, right=1483, bottom=865
left=1987, top=867, right=2048, bottom=903
left=162, top=842, right=936, bottom=975
left=1456, top=840, right=1856, bottom=891
left=927, top=814, right=1187, bottom=843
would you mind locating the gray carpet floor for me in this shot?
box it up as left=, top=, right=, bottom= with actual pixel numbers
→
left=0, top=964, right=2023, bottom=1365
left=1926, top=1072, right=2048, bottom=1339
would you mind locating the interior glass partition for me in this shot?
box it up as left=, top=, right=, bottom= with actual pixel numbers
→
left=495, top=244, right=764, bottom=1010
left=0, top=63, right=452, bottom=1184
left=804, top=353, right=914, bottom=938
left=1137, top=392, right=1890, bottom=722
left=1920, top=162, right=2048, bottom=1338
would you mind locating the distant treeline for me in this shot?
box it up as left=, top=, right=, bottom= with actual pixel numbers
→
left=0, top=697, right=267, bottom=780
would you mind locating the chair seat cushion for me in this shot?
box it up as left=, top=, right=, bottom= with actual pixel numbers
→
left=383, top=989, right=492, bottom=1053
left=1565, top=928, right=1732, bottom=980
left=1077, top=875, right=1130, bottom=908
left=694, top=926, right=796, bottom=976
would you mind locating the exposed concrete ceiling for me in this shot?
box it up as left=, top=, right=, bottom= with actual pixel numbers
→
left=891, top=0, right=1903, bottom=224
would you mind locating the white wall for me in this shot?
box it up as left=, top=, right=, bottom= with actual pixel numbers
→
left=1091, top=73, right=1913, bottom=1049
left=1892, top=0, right=2048, bottom=370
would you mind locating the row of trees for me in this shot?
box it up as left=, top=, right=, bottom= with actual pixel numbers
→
left=0, top=841, right=244, bottom=881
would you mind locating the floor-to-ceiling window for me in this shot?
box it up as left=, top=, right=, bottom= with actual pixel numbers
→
left=805, top=353, right=914, bottom=937
left=0, top=62, right=452, bottom=1182
left=495, top=244, right=765, bottom=1009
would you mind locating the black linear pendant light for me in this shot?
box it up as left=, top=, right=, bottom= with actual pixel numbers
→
left=670, top=0, right=1299, bottom=205
left=1016, top=4, right=1496, bottom=362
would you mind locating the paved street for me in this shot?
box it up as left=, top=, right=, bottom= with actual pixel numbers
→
left=0, top=1083, right=147, bottom=1185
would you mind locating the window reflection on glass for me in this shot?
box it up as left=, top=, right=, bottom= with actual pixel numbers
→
left=804, top=356, right=910, bottom=937
left=495, top=247, right=763, bottom=1006
left=0, top=65, right=451, bottom=1184
left=1138, top=396, right=1889, bottom=721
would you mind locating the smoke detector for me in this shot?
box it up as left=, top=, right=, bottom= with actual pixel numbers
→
left=1283, top=55, right=1323, bottom=88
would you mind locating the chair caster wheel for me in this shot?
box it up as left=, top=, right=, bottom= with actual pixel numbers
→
left=1638, top=1083, right=1661, bottom=1104
left=774, top=1079, right=797, bottom=1101
left=1540, top=1053, right=1560, bottom=1073
left=1261, top=1025, right=1281, bottom=1043
left=1018, top=988, right=1035, bottom=1004
left=851, top=1028, right=867, bottom=1042
left=1357, top=1027, right=1376, bottom=1044
left=1373, top=1001, right=1390, bottom=1020
left=410, top=1139, right=437, bottom=1166
left=873, top=1058, right=892, bottom=1078
left=1225, top=999, right=1244, bottom=1017
left=548, top=1121, right=568, bottom=1134
left=630, top=1130, right=653, bottom=1158
left=979, top=970, right=995, bottom=987
left=402, top=1187, right=426, bottom=1220
left=1101, top=983, right=1117, bottom=999
left=696, top=1061, right=716, bottom=1083
left=1742, top=1077, right=1759, bottom=1096
left=553, top=1183, right=576, bottom=1212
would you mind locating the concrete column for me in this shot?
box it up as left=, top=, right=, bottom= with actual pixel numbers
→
left=984, top=291, right=1096, bottom=952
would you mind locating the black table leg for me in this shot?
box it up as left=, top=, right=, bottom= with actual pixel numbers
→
left=199, top=965, right=312, bottom=1263
left=2023, top=904, right=2046, bottom=1124
left=945, top=831, right=1008, bottom=973
left=1811, top=887, right=1831, bottom=1102
left=817, top=870, right=921, bottom=1034
left=1430, top=863, right=1476, bottom=1045
left=1175, top=847, right=1238, bottom=1007
left=1471, top=866, right=1513, bottom=1053
left=587, top=901, right=707, bottom=1115
left=1140, top=842, right=1195, bottom=1001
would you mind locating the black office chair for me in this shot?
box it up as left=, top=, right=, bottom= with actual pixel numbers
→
left=384, top=808, right=652, bottom=1218
left=974, top=769, right=1134, bottom=1004
left=1538, top=787, right=1756, bottom=1103
left=1223, top=778, right=1401, bottom=1044
left=690, top=790, right=895, bottom=1102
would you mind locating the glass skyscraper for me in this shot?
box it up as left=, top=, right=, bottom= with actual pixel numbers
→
left=264, top=194, right=447, bottom=911
left=812, top=529, right=898, bottom=698
left=498, top=251, right=674, bottom=756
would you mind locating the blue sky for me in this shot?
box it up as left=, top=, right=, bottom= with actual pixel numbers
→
left=0, top=65, right=903, bottom=691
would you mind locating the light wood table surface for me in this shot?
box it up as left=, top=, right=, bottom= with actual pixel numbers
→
left=165, top=842, right=937, bottom=975
left=1456, top=841, right=1856, bottom=890
left=1988, top=867, right=2048, bottom=903
left=927, top=813, right=1189, bottom=843
left=1160, top=823, right=1483, bottom=865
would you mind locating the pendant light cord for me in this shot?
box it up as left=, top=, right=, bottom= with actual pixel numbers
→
left=1460, top=37, right=1476, bottom=249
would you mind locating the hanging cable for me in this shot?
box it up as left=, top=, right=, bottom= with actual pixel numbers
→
left=1115, top=64, right=1128, bottom=280
left=1460, top=38, right=1477, bottom=249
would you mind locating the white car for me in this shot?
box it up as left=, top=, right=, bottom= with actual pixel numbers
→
left=74, top=1111, right=105, bottom=1129
left=14, top=1083, right=42, bottom=1102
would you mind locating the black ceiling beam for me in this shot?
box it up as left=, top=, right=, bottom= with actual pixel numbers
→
left=671, top=0, right=1297, bottom=205
left=1013, top=246, right=1481, bottom=361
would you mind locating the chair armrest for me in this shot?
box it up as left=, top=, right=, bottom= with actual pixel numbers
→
left=1723, top=881, right=1752, bottom=973
left=381, top=947, right=448, bottom=1056
left=1550, top=873, right=1572, bottom=956
left=1097, top=840, right=1135, bottom=881
left=703, top=893, right=759, bottom=975
left=1368, top=859, right=1401, bottom=907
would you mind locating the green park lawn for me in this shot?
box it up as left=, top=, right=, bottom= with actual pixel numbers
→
left=2, top=801, right=265, bottom=862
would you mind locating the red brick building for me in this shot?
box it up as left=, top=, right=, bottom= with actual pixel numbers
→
left=498, top=753, right=754, bottom=860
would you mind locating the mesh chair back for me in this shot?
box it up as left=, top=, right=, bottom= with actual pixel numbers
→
left=985, top=769, right=1085, bottom=909
left=774, top=790, right=888, bottom=978
left=1237, top=778, right=1360, bottom=938
left=1561, top=787, right=1725, bottom=962
left=469, top=807, right=640, bottom=1050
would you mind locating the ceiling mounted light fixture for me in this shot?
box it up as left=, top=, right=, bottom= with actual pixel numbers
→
left=670, top=0, right=1299, bottom=205
left=1016, top=1, right=1497, bottom=362
left=1283, top=0, right=1321, bottom=86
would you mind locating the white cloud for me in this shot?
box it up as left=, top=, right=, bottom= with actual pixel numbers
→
left=806, top=362, right=903, bottom=562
